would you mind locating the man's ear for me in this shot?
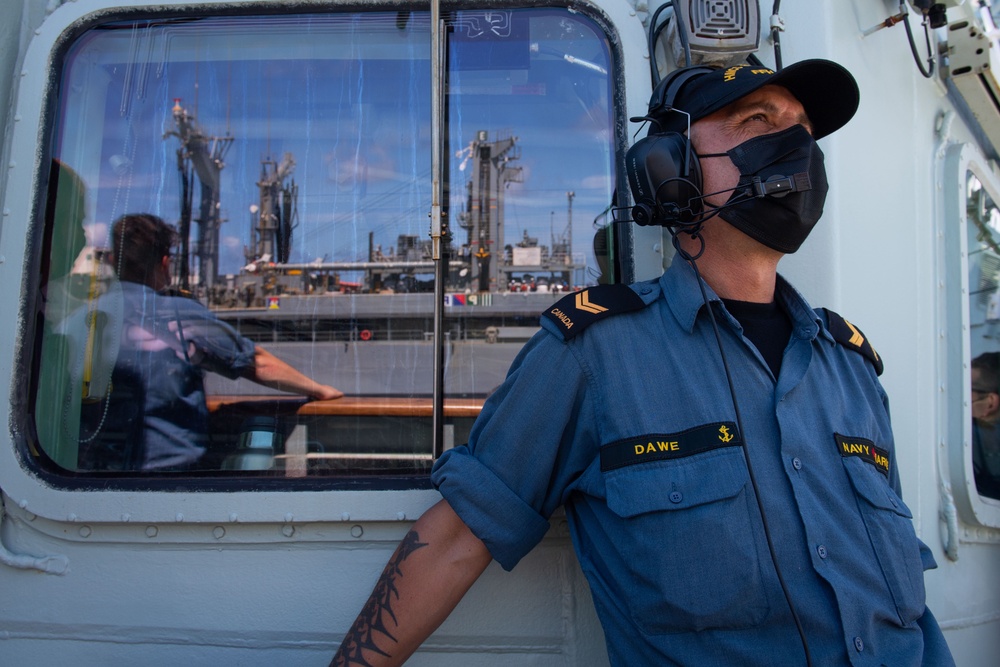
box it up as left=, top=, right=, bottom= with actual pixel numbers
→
left=988, top=392, right=1000, bottom=418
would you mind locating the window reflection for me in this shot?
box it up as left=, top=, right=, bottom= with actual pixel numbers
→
left=33, top=9, right=616, bottom=477
left=967, top=172, right=1000, bottom=499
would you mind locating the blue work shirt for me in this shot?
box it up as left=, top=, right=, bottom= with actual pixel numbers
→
left=72, top=281, right=256, bottom=470
left=432, top=259, right=953, bottom=666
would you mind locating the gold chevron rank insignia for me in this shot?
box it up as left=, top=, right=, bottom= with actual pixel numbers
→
left=819, top=308, right=884, bottom=376
left=542, top=284, right=648, bottom=340
left=575, top=291, right=608, bottom=314
left=844, top=319, right=865, bottom=347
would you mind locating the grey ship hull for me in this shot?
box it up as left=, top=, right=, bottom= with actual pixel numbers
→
left=207, top=291, right=560, bottom=397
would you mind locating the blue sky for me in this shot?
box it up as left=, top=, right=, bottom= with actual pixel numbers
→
left=60, top=10, right=616, bottom=282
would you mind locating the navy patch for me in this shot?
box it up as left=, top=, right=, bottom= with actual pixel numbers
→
left=601, top=422, right=742, bottom=471
left=835, top=433, right=890, bottom=477
left=542, top=284, right=646, bottom=340
left=819, top=308, right=883, bottom=376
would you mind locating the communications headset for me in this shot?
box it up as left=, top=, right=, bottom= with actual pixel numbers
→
left=625, top=65, right=714, bottom=229
left=623, top=64, right=816, bottom=667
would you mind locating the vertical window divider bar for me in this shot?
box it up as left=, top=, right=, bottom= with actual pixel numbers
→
left=431, top=1, right=447, bottom=459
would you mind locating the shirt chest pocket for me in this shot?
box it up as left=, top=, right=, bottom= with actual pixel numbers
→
left=603, top=446, right=775, bottom=635
left=842, top=458, right=926, bottom=626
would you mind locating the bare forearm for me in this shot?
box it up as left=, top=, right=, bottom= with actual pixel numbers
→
left=248, top=347, right=343, bottom=400
left=331, top=499, right=492, bottom=666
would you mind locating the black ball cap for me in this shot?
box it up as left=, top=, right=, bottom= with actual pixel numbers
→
left=646, top=60, right=860, bottom=140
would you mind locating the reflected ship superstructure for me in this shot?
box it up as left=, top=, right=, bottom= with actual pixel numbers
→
left=161, top=103, right=595, bottom=397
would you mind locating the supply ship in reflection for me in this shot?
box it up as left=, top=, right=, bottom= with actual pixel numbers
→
left=162, top=103, right=596, bottom=397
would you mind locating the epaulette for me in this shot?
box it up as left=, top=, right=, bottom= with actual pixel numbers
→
left=542, top=284, right=648, bottom=341
left=818, top=307, right=884, bottom=376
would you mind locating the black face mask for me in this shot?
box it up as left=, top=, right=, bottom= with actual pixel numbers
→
left=702, top=124, right=828, bottom=254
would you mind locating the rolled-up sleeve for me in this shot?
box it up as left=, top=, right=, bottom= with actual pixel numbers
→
left=431, top=330, right=598, bottom=571
left=172, top=300, right=256, bottom=379
left=433, top=447, right=551, bottom=570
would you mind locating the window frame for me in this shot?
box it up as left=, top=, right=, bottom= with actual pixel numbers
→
left=0, top=0, right=645, bottom=521
left=944, top=141, right=1000, bottom=531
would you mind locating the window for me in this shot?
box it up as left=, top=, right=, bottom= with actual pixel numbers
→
left=32, top=9, right=618, bottom=480
left=943, top=144, right=1000, bottom=532
left=964, top=170, right=1000, bottom=504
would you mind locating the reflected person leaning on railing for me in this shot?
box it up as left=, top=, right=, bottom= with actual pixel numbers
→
left=65, top=213, right=342, bottom=472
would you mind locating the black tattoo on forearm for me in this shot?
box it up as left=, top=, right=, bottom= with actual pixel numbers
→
left=330, top=530, right=429, bottom=666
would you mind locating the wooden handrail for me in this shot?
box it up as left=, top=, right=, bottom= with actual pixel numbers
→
left=206, top=395, right=484, bottom=418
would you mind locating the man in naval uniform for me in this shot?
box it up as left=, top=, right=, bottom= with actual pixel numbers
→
left=73, top=213, right=343, bottom=471
left=331, top=61, right=954, bottom=666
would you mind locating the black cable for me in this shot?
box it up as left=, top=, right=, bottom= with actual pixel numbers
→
left=647, top=2, right=674, bottom=87
left=673, top=1, right=692, bottom=67
left=671, top=230, right=813, bottom=667
left=646, top=0, right=690, bottom=82
left=903, top=2, right=935, bottom=78
left=771, top=1, right=783, bottom=70
left=650, top=16, right=674, bottom=85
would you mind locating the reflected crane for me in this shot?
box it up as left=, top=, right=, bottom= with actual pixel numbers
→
left=165, top=98, right=233, bottom=291
left=249, top=153, right=298, bottom=265
left=456, top=130, right=522, bottom=292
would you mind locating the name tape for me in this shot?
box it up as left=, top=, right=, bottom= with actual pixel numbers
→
left=601, top=422, right=742, bottom=471
left=835, top=433, right=889, bottom=476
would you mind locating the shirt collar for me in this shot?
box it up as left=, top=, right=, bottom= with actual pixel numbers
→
left=774, top=274, right=828, bottom=343
left=661, top=259, right=719, bottom=333
left=660, top=259, right=828, bottom=342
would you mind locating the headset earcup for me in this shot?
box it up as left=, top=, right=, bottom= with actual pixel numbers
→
left=628, top=65, right=717, bottom=226
left=625, top=137, right=660, bottom=225
left=625, top=132, right=702, bottom=226
left=656, top=134, right=702, bottom=222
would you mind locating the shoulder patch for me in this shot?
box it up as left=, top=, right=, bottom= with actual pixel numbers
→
left=542, top=284, right=647, bottom=340
left=818, top=308, right=883, bottom=376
